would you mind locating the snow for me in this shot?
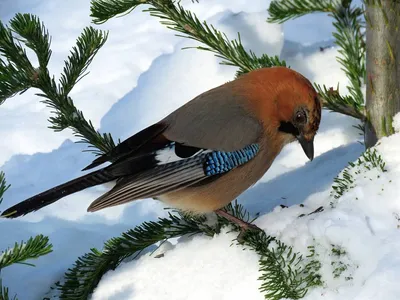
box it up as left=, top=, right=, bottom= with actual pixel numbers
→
left=393, top=113, right=400, bottom=132
left=1, top=1, right=398, bottom=300
left=92, top=229, right=263, bottom=300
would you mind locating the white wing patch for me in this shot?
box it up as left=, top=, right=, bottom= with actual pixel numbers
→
left=155, top=146, right=184, bottom=164
left=155, top=144, right=211, bottom=165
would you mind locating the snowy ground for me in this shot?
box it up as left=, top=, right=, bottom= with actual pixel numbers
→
left=2, top=1, right=399, bottom=300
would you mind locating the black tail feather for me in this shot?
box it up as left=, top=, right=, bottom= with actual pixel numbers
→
left=1, top=168, right=115, bottom=218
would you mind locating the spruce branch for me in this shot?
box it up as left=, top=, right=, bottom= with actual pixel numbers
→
left=90, top=0, right=286, bottom=76
left=244, top=232, right=322, bottom=299
left=0, top=13, right=116, bottom=156
left=0, top=20, right=34, bottom=75
left=0, top=235, right=53, bottom=269
left=331, top=4, right=365, bottom=106
left=0, top=172, right=10, bottom=205
left=144, top=2, right=286, bottom=74
left=315, top=84, right=366, bottom=120
left=330, top=148, right=386, bottom=206
left=0, top=20, right=35, bottom=102
left=9, top=13, right=52, bottom=71
left=57, top=212, right=213, bottom=299
left=268, top=0, right=366, bottom=121
left=58, top=203, right=321, bottom=300
left=0, top=281, right=18, bottom=300
left=0, top=234, right=50, bottom=300
left=59, top=27, right=107, bottom=97
left=90, top=0, right=144, bottom=24
left=268, top=0, right=338, bottom=23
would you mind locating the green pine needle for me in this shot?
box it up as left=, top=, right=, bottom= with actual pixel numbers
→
left=330, top=148, right=387, bottom=203
left=0, top=280, right=18, bottom=300
left=0, top=235, right=53, bottom=269
left=0, top=176, right=50, bottom=300
left=315, top=83, right=365, bottom=120
left=0, top=17, right=35, bottom=103
left=91, top=0, right=369, bottom=121
left=0, top=171, right=10, bottom=205
left=268, top=0, right=338, bottom=23
left=59, top=27, right=108, bottom=97
left=0, top=13, right=116, bottom=156
left=90, top=0, right=286, bottom=76
left=90, top=0, right=144, bottom=24
left=58, top=203, right=321, bottom=300
left=2, top=3, right=372, bottom=299
left=144, top=2, right=287, bottom=74
left=243, top=233, right=322, bottom=299
left=9, top=13, right=52, bottom=70
left=57, top=212, right=213, bottom=299
left=331, top=5, right=366, bottom=106
left=268, top=0, right=366, bottom=121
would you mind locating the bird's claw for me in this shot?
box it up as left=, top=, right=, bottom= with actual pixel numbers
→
left=236, top=222, right=262, bottom=243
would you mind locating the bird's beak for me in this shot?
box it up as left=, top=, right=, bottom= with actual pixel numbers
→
left=297, top=134, right=314, bottom=161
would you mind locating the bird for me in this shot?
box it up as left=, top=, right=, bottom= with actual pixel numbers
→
left=1, top=66, right=322, bottom=227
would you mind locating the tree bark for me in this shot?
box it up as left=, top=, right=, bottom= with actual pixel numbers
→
left=365, top=0, right=400, bottom=148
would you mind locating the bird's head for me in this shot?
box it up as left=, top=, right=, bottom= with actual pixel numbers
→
left=273, top=69, right=322, bottom=161
left=235, top=66, right=322, bottom=161
left=277, top=98, right=321, bottom=160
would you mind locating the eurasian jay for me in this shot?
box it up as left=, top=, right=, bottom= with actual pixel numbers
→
left=1, top=67, right=322, bottom=225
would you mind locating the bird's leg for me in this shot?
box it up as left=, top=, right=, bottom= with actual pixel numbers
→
left=215, top=209, right=260, bottom=234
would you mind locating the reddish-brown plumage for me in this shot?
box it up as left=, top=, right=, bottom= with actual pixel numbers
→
left=229, top=67, right=320, bottom=135
left=1, top=67, right=322, bottom=219
left=160, top=67, right=322, bottom=213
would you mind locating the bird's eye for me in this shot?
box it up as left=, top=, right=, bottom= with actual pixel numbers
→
left=295, top=111, right=307, bottom=124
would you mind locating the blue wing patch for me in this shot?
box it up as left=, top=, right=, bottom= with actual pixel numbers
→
left=204, top=144, right=260, bottom=176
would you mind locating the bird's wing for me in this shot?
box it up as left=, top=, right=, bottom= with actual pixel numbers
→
left=87, top=143, right=261, bottom=212
left=162, top=84, right=262, bottom=152
left=85, top=83, right=264, bottom=211
left=84, top=83, right=262, bottom=171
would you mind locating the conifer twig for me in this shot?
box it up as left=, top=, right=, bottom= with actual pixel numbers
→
left=268, top=0, right=338, bottom=23
left=0, top=171, right=52, bottom=299
left=315, top=84, right=366, bottom=120
left=91, top=0, right=368, bottom=120
left=0, top=13, right=116, bottom=156
left=90, top=0, right=286, bottom=77
left=58, top=203, right=321, bottom=300
left=0, top=235, right=53, bottom=269
left=268, top=0, right=366, bottom=120
left=0, top=281, right=18, bottom=300
left=0, top=172, right=10, bottom=205
left=244, top=231, right=322, bottom=299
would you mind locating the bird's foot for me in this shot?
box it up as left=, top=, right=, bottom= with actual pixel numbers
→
left=215, top=209, right=261, bottom=243
left=236, top=223, right=261, bottom=243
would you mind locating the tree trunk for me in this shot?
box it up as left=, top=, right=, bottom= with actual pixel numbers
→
left=365, top=0, right=400, bottom=148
